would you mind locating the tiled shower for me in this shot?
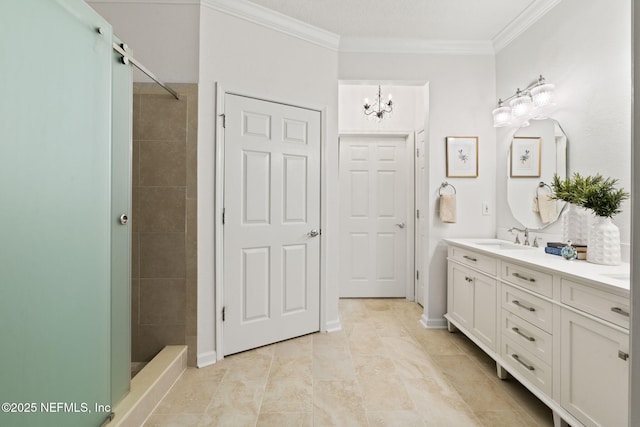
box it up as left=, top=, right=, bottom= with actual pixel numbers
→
left=131, top=83, right=198, bottom=368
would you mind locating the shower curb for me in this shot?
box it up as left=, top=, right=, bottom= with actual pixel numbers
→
left=109, top=345, right=187, bottom=427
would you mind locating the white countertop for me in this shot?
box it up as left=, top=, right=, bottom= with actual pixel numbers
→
left=445, top=238, right=631, bottom=295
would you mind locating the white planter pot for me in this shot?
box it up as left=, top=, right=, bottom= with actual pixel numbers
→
left=587, top=216, right=621, bottom=265
left=562, top=203, right=590, bottom=246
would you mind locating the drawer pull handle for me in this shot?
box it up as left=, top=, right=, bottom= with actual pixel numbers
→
left=463, top=255, right=477, bottom=262
left=611, top=307, right=630, bottom=317
left=512, top=354, right=535, bottom=371
left=619, top=350, right=629, bottom=361
left=512, top=327, right=535, bottom=342
left=512, top=300, right=536, bottom=312
left=464, top=276, right=474, bottom=283
left=512, top=272, right=536, bottom=282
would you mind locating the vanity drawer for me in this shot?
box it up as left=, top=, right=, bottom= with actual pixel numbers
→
left=501, top=261, right=553, bottom=298
left=449, top=246, right=497, bottom=275
left=502, top=336, right=552, bottom=397
left=501, top=309, right=552, bottom=365
left=502, top=284, right=553, bottom=333
left=561, top=279, right=630, bottom=329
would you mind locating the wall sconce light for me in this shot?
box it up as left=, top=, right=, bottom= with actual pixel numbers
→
left=492, top=75, right=555, bottom=127
left=364, top=85, right=393, bottom=121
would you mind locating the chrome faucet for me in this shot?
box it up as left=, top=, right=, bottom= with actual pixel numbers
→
left=509, top=227, right=530, bottom=246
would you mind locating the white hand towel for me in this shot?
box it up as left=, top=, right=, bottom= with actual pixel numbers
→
left=537, top=193, right=557, bottom=224
left=439, top=194, right=457, bottom=223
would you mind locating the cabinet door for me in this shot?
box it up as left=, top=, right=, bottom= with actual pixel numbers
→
left=561, top=309, right=629, bottom=427
left=449, top=263, right=475, bottom=332
left=472, top=273, right=496, bottom=350
left=448, top=263, right=496, bottom=350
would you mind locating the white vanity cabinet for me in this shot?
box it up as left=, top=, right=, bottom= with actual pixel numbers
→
left=560, top=279, right=630, bottom=427
left=444, top=239, right=630, bottom=427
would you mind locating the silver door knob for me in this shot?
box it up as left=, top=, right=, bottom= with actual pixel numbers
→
left=119, top=214, right=129, bottom=225
left=307, top=229, right=319, bottom=237
left=395, top=222, right=405, bottom=229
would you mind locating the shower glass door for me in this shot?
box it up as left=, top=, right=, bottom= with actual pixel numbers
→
left=111, top=36, right=133, bottom=407
left=0, top=1, right=115, bottom=426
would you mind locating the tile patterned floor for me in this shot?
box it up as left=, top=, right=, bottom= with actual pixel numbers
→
left=143, top=299, right=554, bottom=426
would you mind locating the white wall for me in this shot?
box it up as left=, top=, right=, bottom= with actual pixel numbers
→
left=339, top=53, right=497, bottom=326
left=495, top=0, right=632, bottom=258
left=88, top=1, right=200, bottom=83
left=197, top=5, right=340, bottom=363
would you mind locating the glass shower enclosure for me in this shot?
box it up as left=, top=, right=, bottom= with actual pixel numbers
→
left=0, top=1, right=131, bottom=426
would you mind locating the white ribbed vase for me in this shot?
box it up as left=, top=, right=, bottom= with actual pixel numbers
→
left=587, top=216, right=621, bottom=265
left=562, top=203, right=589, bottom=246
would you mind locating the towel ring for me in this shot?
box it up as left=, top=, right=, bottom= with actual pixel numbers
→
left=537, top=181, right=552, bottom=195
left=439, top=181, right=456, bottom=195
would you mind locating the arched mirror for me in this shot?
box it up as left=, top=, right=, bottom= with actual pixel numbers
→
left=506, top=118, right=567, bottom=229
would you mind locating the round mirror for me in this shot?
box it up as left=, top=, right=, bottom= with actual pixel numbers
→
left=506, top=118, right=567, bottom=229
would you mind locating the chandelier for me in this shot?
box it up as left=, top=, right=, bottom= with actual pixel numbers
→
left=492, top=75, right=555, bottom=127
left=363, top=86, right=393, bottom=121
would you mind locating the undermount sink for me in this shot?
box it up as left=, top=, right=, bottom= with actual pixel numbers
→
left=473, top=240, right=535, bottom=250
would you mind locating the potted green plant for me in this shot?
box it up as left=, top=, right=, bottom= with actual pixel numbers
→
left=551, top=173, right=591, bottom=246
left=552, top=173, right=629, bottom=265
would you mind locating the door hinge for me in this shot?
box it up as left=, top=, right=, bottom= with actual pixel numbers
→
left=222, top=208, right=225, bottom=225
left=416, top=270, right=420, bottom=280
left=416, top=148, right=420, bottom=157
left=416, top=209, right=420, bottom=219
left=220, top=113, right=226, bottom=128
left=222, top=306, right=226, bottom=322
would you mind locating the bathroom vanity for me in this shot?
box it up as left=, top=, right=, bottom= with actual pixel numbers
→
left=444, top=238, right=630, bottom=427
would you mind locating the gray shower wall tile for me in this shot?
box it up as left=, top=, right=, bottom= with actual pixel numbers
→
left=139, top=232, right=186, bottom=279
left=140, top=140, right=187, bottom=187
left=137, top=187, right=186, bottom=233
left=132, top=83, right=197, bottom=365
left=139, top=278, right=186, bottom=326
left=136, top=324, right=186, bottom=362
left=137, top=94, right=187, bottom=142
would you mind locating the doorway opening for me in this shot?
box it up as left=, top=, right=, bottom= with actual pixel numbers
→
left=338, top=81, right=429, bottom=303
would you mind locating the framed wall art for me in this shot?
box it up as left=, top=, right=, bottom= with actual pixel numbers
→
left=446, top=136, right=478, bottom=178
left=511, top=136, right=541, bottom=177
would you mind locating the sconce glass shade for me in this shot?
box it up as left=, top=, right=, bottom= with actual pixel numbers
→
left=531, top=83, right=555, bottom=108
left=510, top=93, right=533, bottom=117
left=492, top=105, right=512, bottom=127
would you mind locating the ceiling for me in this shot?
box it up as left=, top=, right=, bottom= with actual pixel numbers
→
left=244, top=0, right=538, bottom=41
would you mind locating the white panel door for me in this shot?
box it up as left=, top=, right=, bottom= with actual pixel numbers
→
left=339, top=135, right=409, bottom=297
left=223, top=94, right=320, bottom=355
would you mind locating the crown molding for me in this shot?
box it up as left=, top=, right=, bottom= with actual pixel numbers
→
left=339, top=37, right=495, bottom=55
left=492, top=0, right=562, bottom=53
left=201, top=0, right=340, bottom=51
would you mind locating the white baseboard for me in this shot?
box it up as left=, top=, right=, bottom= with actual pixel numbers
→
left=324, top=318, right=342, bottom=333
left=420, top=314, right=447, bottom=329
left=197, top=350, right=217, bottom=368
